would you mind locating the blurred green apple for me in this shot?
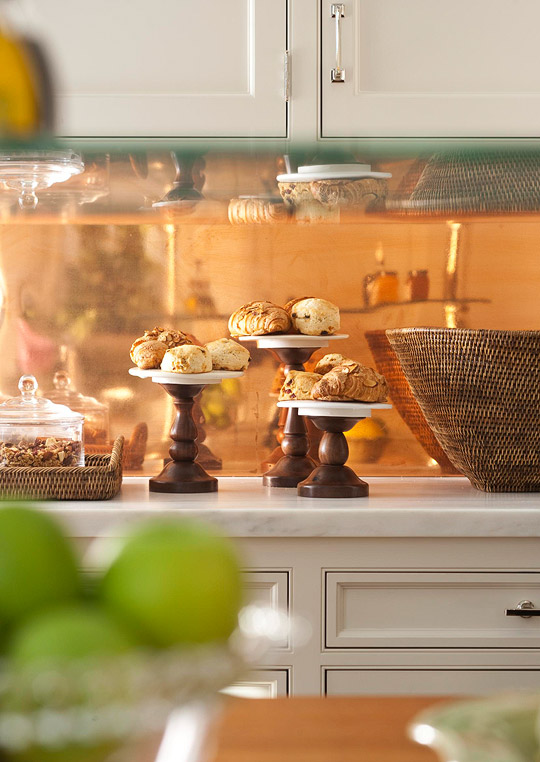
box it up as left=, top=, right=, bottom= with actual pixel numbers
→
left=0, top=506, right=79, bottom=624
left=10, top=603, right=137, bottom=666
left=99, top=520, right=242, bottom=647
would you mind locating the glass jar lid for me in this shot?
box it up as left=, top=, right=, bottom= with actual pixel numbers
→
left=45, top=371, right=108, bottom=414
left=0, top=375, right=84, bottom=424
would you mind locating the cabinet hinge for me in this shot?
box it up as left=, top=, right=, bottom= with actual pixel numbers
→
left=284, top=50, right=290, bottom=101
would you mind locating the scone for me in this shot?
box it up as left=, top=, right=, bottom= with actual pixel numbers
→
left=161, top=345, right=212, bottom=374
left=311, top=362, right=388, bottom=403
left=205, top=338, right=250, bottom=371
left=288, top=298, right=340, bottom=336
left=279, top=371, right=322, bottom=401
left=228, top=301, right=292, bottom=336
left=132, top=340, right=168, bottom=370
left=284, top=296, right=313, bottom=314
left=130, top=326, right=191, bottom=363
left=314, top=353, right=351, bottom=375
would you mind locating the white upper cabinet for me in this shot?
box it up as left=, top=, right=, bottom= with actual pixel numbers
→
left=28, top=0, right=287, bottom=137
left=321, top=0, right=540, bottom=137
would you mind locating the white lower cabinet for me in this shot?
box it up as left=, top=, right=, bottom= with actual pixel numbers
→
left=324, top=668, right=540, bottom=696
left=237, top=537, right=540, bottom=696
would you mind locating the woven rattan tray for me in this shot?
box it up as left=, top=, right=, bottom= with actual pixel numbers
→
left=0, top=436, right=123, bottom=500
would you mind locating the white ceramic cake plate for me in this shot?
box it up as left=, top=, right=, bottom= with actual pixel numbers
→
left=237, top=334, right=349, bottom=349
left=277, top=170, right=391, bottom=182
left=278, top=400, right=391, bottom=418
left=129, top=367, right=244, bottom=385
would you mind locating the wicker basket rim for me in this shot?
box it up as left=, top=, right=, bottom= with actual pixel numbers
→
left=386, top=328, right=540, bottom=339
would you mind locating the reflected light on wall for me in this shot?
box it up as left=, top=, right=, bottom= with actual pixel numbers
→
left=102, top=386, right=134, bottom=402
left=165, top=223, right=176, bottom=318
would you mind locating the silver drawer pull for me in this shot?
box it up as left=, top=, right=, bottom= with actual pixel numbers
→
left=330, top=4, right=345, bottom=83
left=505, top=600, right=540, bottom=618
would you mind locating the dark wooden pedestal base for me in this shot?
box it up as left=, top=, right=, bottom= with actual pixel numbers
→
left=263, top=347, right=318, bottom=488
left=150, top=382, right=218, bottom=494
left=298, top=415, right=369, bottom=499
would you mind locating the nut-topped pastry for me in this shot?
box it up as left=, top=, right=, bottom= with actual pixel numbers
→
left=279, top=371, right=322, bottom=401
left=287, top=298, right=340, bottom=336
left=130, top=326, right=192, bottom=366
left=131, top=340, right=168, bottom=370
left=311, top=361, right=387, bottom=403
left=161, top=345, right=212, bottom=374
left=205, top=338, right=251, bottom=371
left=314, top=353, right=351, bottom=375
left=228, top=301, right=291, bottom=337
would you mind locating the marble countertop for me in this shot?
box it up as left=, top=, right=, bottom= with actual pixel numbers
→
left=41, top=476, right=540, bottom=538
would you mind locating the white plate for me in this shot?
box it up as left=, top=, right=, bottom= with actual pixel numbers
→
left=236, top=334, right=349, bottom=349
left=129, top=367, right=244, bottom=384
left=278, top=400, right=391, bottom=418
left=298, top=163, right=371, bottom=174
left=277, top=170, right=391, bottom=182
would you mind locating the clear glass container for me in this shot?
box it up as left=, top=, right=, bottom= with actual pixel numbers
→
left=0, top=375, right=84, bottom=466
left=45, top=370, right=109, bottom=446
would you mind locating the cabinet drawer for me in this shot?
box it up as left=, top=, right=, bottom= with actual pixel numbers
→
left=325, top=668, right=540, bottom=696
left=325, top=572, right=540, bottom=649
left=244, top=571, right=289, bottom=649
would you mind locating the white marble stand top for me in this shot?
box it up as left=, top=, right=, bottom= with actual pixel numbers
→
left=278, top=400, right=392, bottom=417
left=129, top=368, right=243, bottom=384
left=41, top=476, right=540, bottom=539
left=236, top=334, right=348, bottom=349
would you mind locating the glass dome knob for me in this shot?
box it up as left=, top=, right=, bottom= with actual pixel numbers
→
left=18, top=375, right=38, bottom=398
left=53, top=370, right=71, bottom=390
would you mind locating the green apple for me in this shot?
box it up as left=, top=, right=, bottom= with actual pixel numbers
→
left=10, top=603, right=137, bottom=667
left=8, top=603, right=137, bottom=667
left=0, top=506, right=80, bottom=624
left=99, top=520, right=242, bottom=647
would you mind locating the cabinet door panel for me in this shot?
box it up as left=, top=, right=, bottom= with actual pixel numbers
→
left=322, top=0, right=540, bottom=136
left=326, top=572, right=540, bottom=648
left=29, top=0, right=287, bottom=137
left=244, top=571, right=289, bottom=649
left=224, top=669, right=289, bottom=698
left=325, top=669, right=540, bottom=696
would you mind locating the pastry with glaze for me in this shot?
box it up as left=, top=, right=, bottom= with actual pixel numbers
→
left=228, top=301, right=291, bottom=336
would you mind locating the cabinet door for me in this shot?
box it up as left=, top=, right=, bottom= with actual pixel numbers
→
left=224, top=669, right=289, bottom=698
left=325, top=669, right=540, bottom=696
left=321, top=0, right=540, bottom=137
left=28, top=0, right=287, bottom=137
left=244, top=571, right=289, bottom=649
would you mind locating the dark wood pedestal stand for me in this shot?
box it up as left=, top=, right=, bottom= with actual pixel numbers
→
left=129, top=367, right=244, bottom=494
left=262, top=346, right=318, bottom=488
left=277, top=400, right=391, bottom=499
left=150, top=383, right=217, bottom=493
left=298, top=415, right=369, bottom=498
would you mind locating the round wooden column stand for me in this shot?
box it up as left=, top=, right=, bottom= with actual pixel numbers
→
left=297, top=416, right=368, bottom=498
left=150, top=383, right=218, bottom=493
left=262, top=347, right=318, bottom=488
left=129, top=367, right=244, bottom=494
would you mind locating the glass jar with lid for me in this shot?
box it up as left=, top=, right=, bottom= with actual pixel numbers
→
left=45, top=371, right=109, bottom=446
left=0, top=375, right=84, bottom=467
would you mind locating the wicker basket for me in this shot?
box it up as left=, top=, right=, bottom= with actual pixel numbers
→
left=0, top=436, right=124, bottom=500
left=386, top=329, right=540, bottom=492
left=386, top=151, right=540, bottom=215
left=365, top=330, right=459, bottom=474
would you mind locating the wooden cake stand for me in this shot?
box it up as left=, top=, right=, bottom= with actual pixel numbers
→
left=238, top=335, right=348, bottom=488
left=129, top=367, right=244, bottom=493
left=278, top=400, right=391, bottom=498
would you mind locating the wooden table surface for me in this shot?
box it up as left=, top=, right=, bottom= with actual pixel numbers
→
left=213, top=696, right=450, bottom=762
